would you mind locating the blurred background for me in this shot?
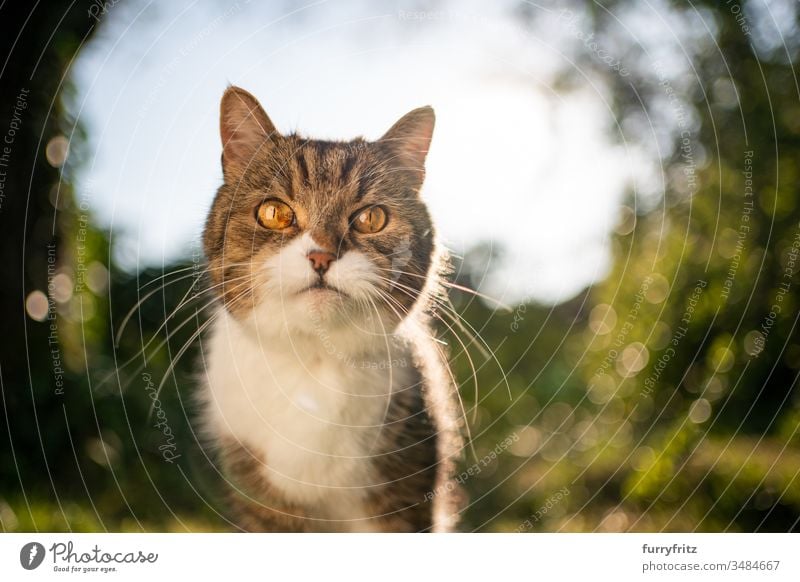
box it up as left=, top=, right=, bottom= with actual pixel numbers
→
left=0, top=0, right=798, bottom=532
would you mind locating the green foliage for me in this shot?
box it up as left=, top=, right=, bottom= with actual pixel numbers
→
left=450, top=0, right=800, bottom=532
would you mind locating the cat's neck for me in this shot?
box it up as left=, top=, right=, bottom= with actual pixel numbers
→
left=214, top=307, right=410, bottom=364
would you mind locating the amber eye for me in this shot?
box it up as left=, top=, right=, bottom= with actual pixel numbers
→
left=256, top=199, right=295, bottom=230
left=352, top=205, right=388, bottom=234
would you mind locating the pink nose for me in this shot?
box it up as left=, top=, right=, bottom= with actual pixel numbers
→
left=308, top=250, right=337, bottom=274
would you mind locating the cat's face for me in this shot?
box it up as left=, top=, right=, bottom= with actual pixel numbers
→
left=203, top=86, right=437, bottom=338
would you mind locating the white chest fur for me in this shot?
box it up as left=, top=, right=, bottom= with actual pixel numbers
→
left=201, top=310, right=410, bottom=512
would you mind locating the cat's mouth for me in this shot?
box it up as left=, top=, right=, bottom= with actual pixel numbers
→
left=298, top=279, right=349, bottom=298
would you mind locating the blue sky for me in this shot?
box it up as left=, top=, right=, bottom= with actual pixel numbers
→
left=72, top=0, right=655, bottom=304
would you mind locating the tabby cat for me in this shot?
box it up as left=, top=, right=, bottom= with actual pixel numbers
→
left=199, top=86, right=463, bottom=532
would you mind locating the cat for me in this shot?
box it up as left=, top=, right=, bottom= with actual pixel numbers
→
left=198, top=86, right=464, bottom=532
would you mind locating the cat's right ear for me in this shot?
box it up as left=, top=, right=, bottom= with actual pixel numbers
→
left=219, top=86, right=277, bottom=178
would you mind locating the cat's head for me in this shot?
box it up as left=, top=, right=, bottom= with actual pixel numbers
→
left=203, top=86, right=438, bottom=340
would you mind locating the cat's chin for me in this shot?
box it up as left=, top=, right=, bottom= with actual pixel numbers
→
left=299, top=286, right=351, bottom=314
left=236, top=290, right=370, bottom=335
left=298, top=292, right=396, bottom=339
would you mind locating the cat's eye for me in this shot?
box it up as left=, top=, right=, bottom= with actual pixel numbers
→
left=256, top=199, right=295, bottom=230
left=352, top=205, right=388, bottom=234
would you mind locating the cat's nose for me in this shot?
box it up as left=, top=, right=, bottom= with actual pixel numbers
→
left=307, top=250, right=337, bottom=274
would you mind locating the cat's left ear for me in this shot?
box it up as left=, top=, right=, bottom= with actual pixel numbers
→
left=378, top=106, right=435, bottom=173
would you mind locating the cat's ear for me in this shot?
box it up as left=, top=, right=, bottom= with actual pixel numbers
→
left=378, top=106, right=435, bottom=173
left=219, top=86, right=277, bottom=177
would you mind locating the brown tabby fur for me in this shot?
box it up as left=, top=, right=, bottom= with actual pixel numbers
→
left=202, top=86, right=464, bottom=532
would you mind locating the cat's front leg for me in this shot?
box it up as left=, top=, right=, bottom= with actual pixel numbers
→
left=220, top=438, right=315, bottom=532
left=226, top=489, right=314, bottom=533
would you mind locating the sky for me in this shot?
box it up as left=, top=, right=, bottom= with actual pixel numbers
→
left=72, top=0, right=652, bottom=305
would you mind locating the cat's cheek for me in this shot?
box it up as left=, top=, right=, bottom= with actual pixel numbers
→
left=258, top=233, right=317, bottom=293
left=325, top=250, right=381, bottom=297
